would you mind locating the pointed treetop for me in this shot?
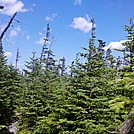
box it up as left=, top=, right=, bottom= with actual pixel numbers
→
left=91, top=18, right=95, bottom=23
left=91, top=18, right=95, bottom=28
left=0, top=5, right=4, bottom=9
left=47, top=23, right=50, bottom=31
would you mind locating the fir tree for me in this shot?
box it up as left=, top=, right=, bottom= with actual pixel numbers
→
left=0, top=57, right=22, bottom=133
left=57, top=18, right=118, bottom=133
left=123, top=18, right=134, bottom=72
left=109, top=18, right=134, bottom=133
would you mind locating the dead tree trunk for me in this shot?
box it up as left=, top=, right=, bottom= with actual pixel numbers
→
left=15, top=47, right=20, bottom=68
left=0, top=12, right=17, bottom=41
left=120, top=110, right=134, bottom=134
left=40, top=23, right=50, bottom=61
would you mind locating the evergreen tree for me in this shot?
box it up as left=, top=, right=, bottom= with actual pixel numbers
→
left=0, top=41, right=7, bottom=67
left=109, top=18, right=134, bottom=134
left=123, top=18, right=134, bottom=72
left=17, top=53, right=44, bottom=132
left=17, top=52, right=66, bottom=133
left=58, top=57, right=67, bottom=76
left=0, top=42, right=22, bottom=133
left=55, top=19, right=118, bottom=133
left=0, top=41, right=9, bottom=133
left=40, top=24, right=57, bottom=72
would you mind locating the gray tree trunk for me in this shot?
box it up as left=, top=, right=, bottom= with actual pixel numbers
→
left=120, top=110, right=134, bottom=134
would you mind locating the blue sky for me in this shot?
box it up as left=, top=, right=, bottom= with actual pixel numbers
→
left=0, top=0, right=133, bottom=69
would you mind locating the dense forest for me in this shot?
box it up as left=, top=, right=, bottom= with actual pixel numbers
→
left=0, top=15, right=134, bottom=134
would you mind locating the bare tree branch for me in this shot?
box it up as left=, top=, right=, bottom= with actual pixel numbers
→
left=0, top=12, right=17, bottom=41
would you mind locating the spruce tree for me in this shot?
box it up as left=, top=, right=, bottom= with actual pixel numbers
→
left=0, top=41, right=9, bottom=132
left=108, top=18, right=134, bottom=134
left=0, top=42, right=22, bottom=133
left=18, top=52, right=44, bottom=132
left=55, top=19, right=117, bottom=133
left=123, top=18, right=134, bottom=72
left=17, top=51, right=69, bottom=133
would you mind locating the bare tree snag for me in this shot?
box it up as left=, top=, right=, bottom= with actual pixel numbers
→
left=0, top=12, right=17, bottom=41
left=15, top=47, right=21, bottom=68
left=40, top=23, right=50, bottom=61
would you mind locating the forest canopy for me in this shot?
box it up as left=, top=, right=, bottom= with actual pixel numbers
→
left=0, top=8, right=134, bottom=134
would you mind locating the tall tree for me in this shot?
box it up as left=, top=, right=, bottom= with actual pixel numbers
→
left=40, top=24, right=57, bottom=72
left=57, top=19, right=118, bottom=133
left=123, top=18, right=134, bottom=71
left=0, top=50, right=22, bottom=133
left=110, top=18, right=134, bottom=134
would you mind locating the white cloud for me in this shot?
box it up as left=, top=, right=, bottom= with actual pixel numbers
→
left=39, top=32, right=43, bottom=36
left=45, top=13, right=58, bottom=21
left=4, top=52, right=13, bottom=57
left=35, top=37, right=51, bottom=45
left=103, top=40, right=126, bottom=51
left=71, top=16, right=93, bottom=33
left=16, top=63, right=23, bottom=68
left=0, top=0, right=28, bottom=16
left=9, top=25, right=21, bottom=38
left=35, top=37, right=44, bottom=45
left=74, top=0, right=82, bottom=5
left=12, top=63, right=24, bottom=69
left=26, top=35, right=30, bottom=40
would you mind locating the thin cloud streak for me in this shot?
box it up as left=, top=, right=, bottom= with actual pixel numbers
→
left=45, top=13, right=58, bottom=22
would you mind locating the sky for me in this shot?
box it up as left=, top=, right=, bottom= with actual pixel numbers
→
left=0, top=0, right=133, bottom=69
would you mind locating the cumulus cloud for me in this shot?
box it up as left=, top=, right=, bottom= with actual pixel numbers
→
left=9, top=25, right=21, bottom=38
left=74, top=0, right=82, bottom=5
left=0, top=0, right=28, bottom=16
left=4, top=52, right=13, bottom=57
left=71, top=16, right=93, bottom=33
left=103, top=40, right=126, bottom=51
left=45, top=13, right=58, bottom=21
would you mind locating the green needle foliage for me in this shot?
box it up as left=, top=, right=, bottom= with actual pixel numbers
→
left=0, top=42, right=22, bottom=133
left=0, top=18, right=134, bottom=134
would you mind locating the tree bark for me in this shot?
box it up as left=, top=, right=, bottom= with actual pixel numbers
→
left=120, top=110, right=134, bottom=134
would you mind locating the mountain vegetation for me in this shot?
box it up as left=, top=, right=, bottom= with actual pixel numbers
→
left=0, top=18, right=134, bottom=134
